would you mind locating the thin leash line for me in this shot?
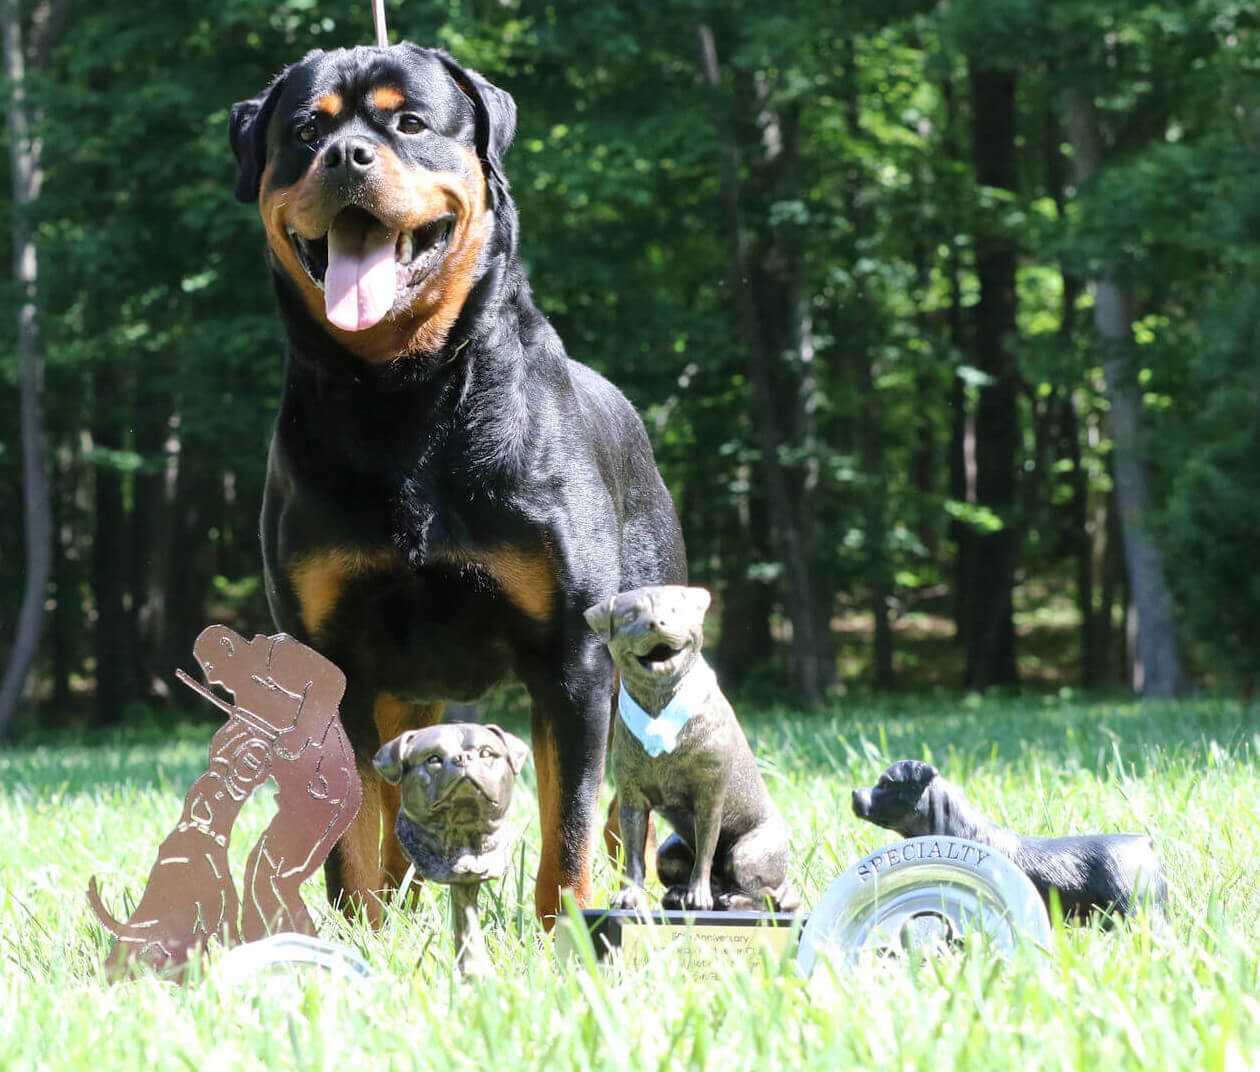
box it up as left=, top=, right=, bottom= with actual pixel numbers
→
left=372, top=0, right=388, bottom=48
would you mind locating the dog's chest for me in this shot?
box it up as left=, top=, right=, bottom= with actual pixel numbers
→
left=283, top=538, right=555, bottom=702
left=612, top=702, right=731, bottom=810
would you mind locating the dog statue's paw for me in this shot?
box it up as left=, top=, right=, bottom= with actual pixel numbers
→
left=662, top=884, right=714, bottom=911
left=684, top=884, right=715, bottom=911
left=610, top=885, right=651, bottom=913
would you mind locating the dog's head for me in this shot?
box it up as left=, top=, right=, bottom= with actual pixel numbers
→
left=229, top=44, right=516, bottom=362
left=851, top=760, right=941, bottom=837
left=193, top=625, right=263, bottom=692
left=372, top=722, right=528, bottom=835
left=584, top=586, right=712, bottom=698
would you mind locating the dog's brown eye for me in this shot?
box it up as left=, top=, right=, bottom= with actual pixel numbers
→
left=297, top=119, right=320, bottom=144
left=478, top=746, right=495, bottom=760
left=398, top=114, right=424, bottom=134
left=426, top=754, right=442, bottom=767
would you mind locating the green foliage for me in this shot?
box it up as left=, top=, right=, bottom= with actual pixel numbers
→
left=4, top=0, right=1260, bottom=703
left=1161, top=402, right=1260, bottom=688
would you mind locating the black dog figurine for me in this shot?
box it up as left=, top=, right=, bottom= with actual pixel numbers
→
left=229, top=44, right=685, bottom=924
left=852, top=760, right=1167, bottom=921
left=585, top=586, right=798, bottom=912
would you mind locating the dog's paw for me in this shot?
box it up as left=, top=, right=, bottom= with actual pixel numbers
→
left=611, top=885, right=651, bottom=913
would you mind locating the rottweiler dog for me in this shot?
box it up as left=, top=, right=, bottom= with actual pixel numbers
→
left=228, top=44, right=686, bottom=924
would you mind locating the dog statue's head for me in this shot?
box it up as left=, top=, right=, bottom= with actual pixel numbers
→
left=851, top=760, right=941, bottom=838
left=584, top=585, right=711, bottom=703
left=373, top=722, right=528, bottom=839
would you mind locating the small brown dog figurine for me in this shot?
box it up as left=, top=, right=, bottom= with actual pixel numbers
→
left=585, top=586, right=798, bottom=913
left=374, top=723, right=529, bottom=974
left=852, top=760, right=1168, bottom=921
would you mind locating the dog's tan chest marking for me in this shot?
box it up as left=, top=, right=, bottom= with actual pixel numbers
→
left=431, top=546, right=556, bottom=623
left=288, top=548, right=402, bottom=638
left=373, top=693, right=443, bottom=745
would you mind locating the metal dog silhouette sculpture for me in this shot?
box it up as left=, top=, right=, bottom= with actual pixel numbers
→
left=87, top=626, right=362, bottom=977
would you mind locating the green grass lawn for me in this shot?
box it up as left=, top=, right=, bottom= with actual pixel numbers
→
left=1, top=695, right=1257, bottom=1070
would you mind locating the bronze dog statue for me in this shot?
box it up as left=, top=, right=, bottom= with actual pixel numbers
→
left=852, top=759, right=1168, bottom=921
left=374, top=723, right=529, bottom=973
left=585, top=585, right=798, bottom=913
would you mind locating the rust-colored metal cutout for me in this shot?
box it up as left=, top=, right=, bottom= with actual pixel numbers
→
left=87, top=626, right=362, bottom=978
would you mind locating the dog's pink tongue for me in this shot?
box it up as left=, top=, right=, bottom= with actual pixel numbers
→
left=325, top=214, right=398, bottom=332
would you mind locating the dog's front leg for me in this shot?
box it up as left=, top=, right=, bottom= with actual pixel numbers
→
left=609, top=792, right=652, bottom=912
left=323, top=687, right=442, bottom=925
left=680, top=781, right=727, bottom=911
left=524, top=649, right=614, bottom=925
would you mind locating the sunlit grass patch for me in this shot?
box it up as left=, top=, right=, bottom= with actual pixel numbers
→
left=1, top=696, right=1258, bottom=1070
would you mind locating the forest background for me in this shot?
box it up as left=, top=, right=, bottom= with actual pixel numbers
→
left=2, top=0, right=1257, bottom=736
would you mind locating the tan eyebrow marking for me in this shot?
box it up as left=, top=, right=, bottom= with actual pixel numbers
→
left=372, top=86, right=406, bottom=111
left=315, top=93, right=343, bottom=117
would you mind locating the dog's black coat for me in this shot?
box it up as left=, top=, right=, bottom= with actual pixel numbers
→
left=853, top=760, right=1168, bottom=921
left=229, top=44, right=685, bottom=917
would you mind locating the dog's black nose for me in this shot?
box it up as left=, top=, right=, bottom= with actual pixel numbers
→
left=323, top=136, right=377, bottom=176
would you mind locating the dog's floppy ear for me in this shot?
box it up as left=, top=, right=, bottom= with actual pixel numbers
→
left=373, top=730, right=420, bottom=785
left=684, top=586, right=713, bottom=619
left=229, top=70, right=291, bottom=204
left=485, top=724, right=530, bottom=775
left=583, top=597, right=617, bottom=643
left=433, top=51, right=516, bottom=209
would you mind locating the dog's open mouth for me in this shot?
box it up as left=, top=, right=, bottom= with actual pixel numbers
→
left=637, top=643, right=686, bottom=672
left=287, top=206, right=455, bottom=332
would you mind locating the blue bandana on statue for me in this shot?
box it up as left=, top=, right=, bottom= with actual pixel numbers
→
left=617, top=657, right=718, bottom=758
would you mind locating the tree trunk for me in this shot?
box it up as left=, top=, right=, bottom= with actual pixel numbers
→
left=1061, top=392, right=1104, bottom=687
left=839, top=40, right=893, bottom=689
left=716, top=484, right=776, bottom=691
left=0, top=0, right=54, bottom=739
left=91, top=366, right=132, bottom=724
left=1099, top=477, right=1125, bottom=683
left=963, top=60, right=1020, bottom=688
left=1046, top=114, right=1101, bottom=688
left=940, top=61, right=974, bottom=647
left=1062, top=87, right=1191, bottom=698
left=49, top=441, right=78, bottom=712
left=161, top=468, right=217, bottom=681
left=695, top=22, right=830, bottom=706
left=128, top=395, right=177, bottom=698
left=860, top=368, right=896, bottom=690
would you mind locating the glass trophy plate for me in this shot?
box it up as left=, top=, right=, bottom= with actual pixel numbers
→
left=797, top=836, right=1052, bottom=977
left=212, top=932, right=374, bottom=986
